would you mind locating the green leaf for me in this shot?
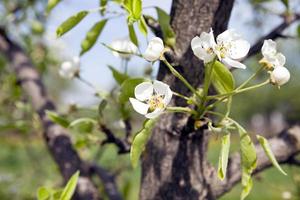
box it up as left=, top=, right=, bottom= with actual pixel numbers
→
left=47, top=0, right=61, bottom=13
left=217, top=133, right=230, bottom=180
left=100, top=0, right=108, bottom=15
left=130, top=119, right=157, bottom=167
left=211, top=61, right=235, bottom=94
left=46, top=110, right=70, bottom=128
left=69, top=118, right=97, bottom=133
left=37, top=187, right=51, bottom=200
left=155, top=7, right=176, bottom=47
left=257, top=135, right=287, bottom=175
left=56, top=11, right=88, bottom=37
left=119, top=78, right=146, bottom=104
left=132, top=0, right=142, bottom=20
left=238, top=128, right=257, bottom=200
left=108, top=65, right=129, bottom=85
left=98, top=100, right=108, bottom=118
left=128, top=24, right=138, bottom=46
left=123, top=0, right=133, bottom=14
left=138, top=16, right=148, bottom=36
left=297, top=25, right=300, bottom=38
left=281, top=0, right=289, bottom=8
left=59, top=171, right=80, bottom=200
left=80, top=19, right=107, bottom=55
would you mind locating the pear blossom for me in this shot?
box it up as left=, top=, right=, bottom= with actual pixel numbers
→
left=261, top=39, right=286, bottom=69
left=110, top=38, right=138, bottom=59
left=59, top=56, right=80, bottom=79
left=270, top=66, right=290, bottom=86
left=143, top=37, right=164, bottom=62
left=191, top=29, right=250, bottom=69
left=129, top=81, right=172, bottom=119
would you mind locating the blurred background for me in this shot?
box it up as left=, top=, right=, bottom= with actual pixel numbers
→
left=0, top=0, right=300, bottom=199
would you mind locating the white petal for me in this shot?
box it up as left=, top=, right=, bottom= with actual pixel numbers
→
left=217, top=29, right=241, bottom=44
left=145, top=108, right=164, bottom=119
left=222, top=57, right=246, bottom=69
left=191, top=31, right=216, bottom=63
left=262, top=39, right=277, bottom=58
left=143, top=37, right=164, bottom=62
left=72, top=56, right=80, bottom=66
left=228, top=39, right=250, bottom=59
left=271, top=66, right=290, bottom=86
left=129, top=98, right=149, bottom=115
left=134, top=82, right=153, bottom=101
left=153, top=81, right=173, bottom=105
left=275, top=53, right=286, bottom=67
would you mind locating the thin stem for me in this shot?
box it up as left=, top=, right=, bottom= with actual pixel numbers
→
left=173, top=92, right=190, bottom=101
left=237, top=66, right=264, bottom=90
left=76, top=75, right=95, bottom=90
left=166, top=106, right=196, bottom=115
left=161, top=57, right=200, bottom=99
left=124, top=59, right=129, bottom=74
left=102, top=43, right=143, bottom=57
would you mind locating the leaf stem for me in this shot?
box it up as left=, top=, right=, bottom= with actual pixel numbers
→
left=237, top=66, right=264, bottom=90
left=166, top=107, right=196, bottom=115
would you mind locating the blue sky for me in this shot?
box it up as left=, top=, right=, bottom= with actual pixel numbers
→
left=46, top=0, right=290, bottom=106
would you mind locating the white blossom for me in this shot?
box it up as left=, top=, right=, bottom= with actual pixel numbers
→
left=129, top=81, right=172, bottom=119
left=110, top=38, right=138, bottom=59
left=270, top=66, right=290, bottom=86
left=59, top=56, right=80, bottom=79
left=191, top=29, right=250, bottom=69
left=261, top=39, right=286, bottom=68
left=143, top=37, right=164, bottom=62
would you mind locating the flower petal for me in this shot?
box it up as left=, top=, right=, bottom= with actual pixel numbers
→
left=222, top=57, right=246, bottom=69
left=262, top=39, right=277, bottom=58
left=228, top=39, right=250, bottom=60
left=129, top=98, right=149, bottom=115
left=271, top=66, right=290, bottom=86
left=153, top=80, right=173, bottom=105
left=217, top=29, right=241, bottom=44
left=134, top=82, right=153, bottom=101
left=145, top=108, right=164, bottom=119
left=143, top=37, right=164, bottom=62
left=275, top=53, right=286, bottom=67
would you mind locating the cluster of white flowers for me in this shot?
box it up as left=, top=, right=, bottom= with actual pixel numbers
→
left=261, top=39, right=290, bottom=86
left=59, top=56, right=80, bottom=79
left=129, top=81, right=172, bottom=119
left=191, top=29, right=250, bottom=69
left=110, top=38, right=138, bottom=59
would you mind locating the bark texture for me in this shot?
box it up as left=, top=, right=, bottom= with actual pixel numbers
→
left=140, top=1, right=234, bottom=199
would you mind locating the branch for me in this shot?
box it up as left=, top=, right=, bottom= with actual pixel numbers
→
left=212, top=125, right=300, bottom=198
left=100, top=124, right=130, bottom=154
left=144, top=15, right=163, bottom=38
left=246, top=13, right=300, bottom=58
left=0, top=28, right=104, bottom=200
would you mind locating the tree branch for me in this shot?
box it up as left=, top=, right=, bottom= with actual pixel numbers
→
left=0, top=27, right=121, bottom=200
left=246, top=13, right=300, bottom=58
left=211, top=125, right=300, bottom=198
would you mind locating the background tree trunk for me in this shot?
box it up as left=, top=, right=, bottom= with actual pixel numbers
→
left=140, top=1, right=234, bottom=199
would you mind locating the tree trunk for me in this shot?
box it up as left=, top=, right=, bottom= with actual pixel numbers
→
left=140, top=1, right=234, bottom=199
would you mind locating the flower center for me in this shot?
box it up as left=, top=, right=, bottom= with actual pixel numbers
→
left=148, top=95, right=164, bottom=112
left=216, top=43, right=230, bottom=58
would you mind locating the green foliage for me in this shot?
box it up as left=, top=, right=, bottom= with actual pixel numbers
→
left=238, top=128, right=257, bottom=200
left=37, top=187, right=51, bottom=200
left=59, top=171, right=80, bottom=200
left=98, top=100, right=108, bottom=118
left=108, top=65, right=130, bottom=85
left=46, top=111, right=70, bottom=128
left=47, top=0, right=61, bottom=13
left=119, top=78, right=147, bottom=104
left=257, top=135, right=287, bottom=175
left=128, top=24, right=139, bottom=46
left=130, top=119, right=157, bottom=168
left=80, top=19, right=107, bottom=55
left=100, top=0, right=108, bottom=15
left=211, top=61, right=235, bottom=94
left=137, top=16, right=148, bottom=36
left=69, top=118, right=97, bottom=133
left=56, top=11, right=89, bottom=37
left=297, top=25, right=300, bottom=38
left=155, top=7, right=176, bottom=47
left=218, top=133, right=230, bottom=180
left=281, top=0, right=289, bottom=8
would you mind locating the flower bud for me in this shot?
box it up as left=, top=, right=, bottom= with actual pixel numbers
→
left=143, top=37, right=164, bottom=62
left=270, top=66, right=290, bottom=86
left=59, top=56, right=80, bottom=79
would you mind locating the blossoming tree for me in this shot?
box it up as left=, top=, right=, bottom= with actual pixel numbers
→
left=1, top=0, right=300, bottom=200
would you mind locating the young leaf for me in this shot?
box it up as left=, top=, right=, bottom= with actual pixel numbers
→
left=37, top=187, right=51, bottom=200
left=211, top=61, right=235, bottom=94
left=98, top=99, right=108, bottom=118
left=281, top=0, right=289, bottom=8
left=241, top=169, right=253, bottom=200
left=130, top=119, right=157, bottom=167
left=138, top=16, right=148, bottom=36
left=80, top=19, right=107, bottom=55
left=100, top=0, right=108, bottom=15
left=108, top=65, right=129, bottom=85
left=128, top=24, right=138, bottom=46
left=47, top=0, right=61, bottom=13
left=132, top=0, right=142, bottom=20
left=217, top=133, right=230, bottom=180
left=119, top=78, right=146, bottom=104
left=155, top=7, right=176, bottom=47
left=257, top=135, right=287, bottom=175
left=297, top=25, right=300, bottom=38
left=56, top=11, right=88, bottom=37
left=59, top=171, right=80, bottom=200
left=46, top=110, right=70, bottom=128
left=69, top=118, right=97, bottom=133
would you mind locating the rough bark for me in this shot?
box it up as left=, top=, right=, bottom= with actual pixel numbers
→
left=140, top=1, right=234, bottom=199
